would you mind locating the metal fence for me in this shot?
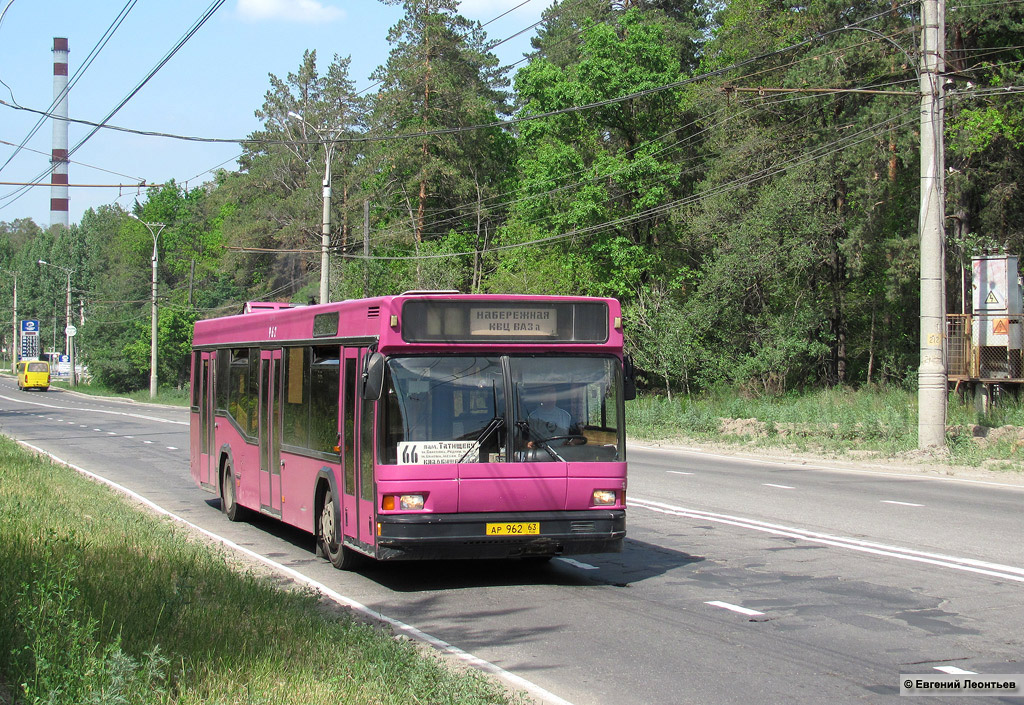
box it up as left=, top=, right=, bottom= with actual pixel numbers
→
left=947, top=313, right=1024, bottom=379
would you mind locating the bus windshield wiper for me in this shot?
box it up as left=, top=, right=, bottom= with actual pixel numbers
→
left=457, top=416, right=504, bottom=463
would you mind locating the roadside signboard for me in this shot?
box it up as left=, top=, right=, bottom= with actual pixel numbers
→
left=19, top=319, right=39, bottom=360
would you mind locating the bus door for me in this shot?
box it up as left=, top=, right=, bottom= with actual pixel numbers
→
left=356, top=348, right=376, bottom=547
left=259, top=349, right=283, bottom=516
left=341, top=348, right=359, bottom=544
left=192, top=351, right=215, bottom=489
left=199, top=352, right=215, bottom=487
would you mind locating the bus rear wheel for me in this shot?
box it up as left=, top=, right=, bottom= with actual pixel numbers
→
left=319, top=490, right=361, bottom=570
left=221, top=461, right=246, bottom=522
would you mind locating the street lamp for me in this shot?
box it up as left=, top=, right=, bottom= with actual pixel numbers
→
left=0, top=268, right=17, bottom=374
left=37, top=259, right=76, bottom=387
left=288, top=110, right=338, bottom=304
left=128, top=213, right=166, bottom=399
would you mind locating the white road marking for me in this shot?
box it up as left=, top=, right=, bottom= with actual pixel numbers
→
left=763, top=483, right=795, bottom=489
left=13, top=440, right=576, bottom=705
left=125, top=436, right=134, bottom=439
left=881, top=500, right=924, bottom=507
left=143, top=440, right=153, bottom=444
left=0, top=393, right=188, bottom=426
left=107, top=432, right=117, bottom=435
left=667, top=470, right=694, bottom=476
left=705, top=601, right=765, bottom=617
left=632, top=444, right=1024, bottom=490
left=166, top=447, right=178, bottom=451
left=630, top=497, right=1024, bottom=583
left=556, top=558, right=599, bottom=570
left=93, top=428, right=102, bottom=432
left=934, top=666, right=976, bottom=675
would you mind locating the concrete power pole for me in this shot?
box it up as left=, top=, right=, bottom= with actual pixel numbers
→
left=917, top=0, right=947, bottom=449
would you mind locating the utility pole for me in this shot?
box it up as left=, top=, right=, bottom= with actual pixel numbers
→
left=129, top=214, right=166, bottom=399
left=37, top=260, right=76, bottom=387
left=918, top=0, right=947, bottom=449
left=1, top=269, right=17, bottom=374
left=363, top=198, right=370, bottom=297
left=288, top=111, right=337, bottom=305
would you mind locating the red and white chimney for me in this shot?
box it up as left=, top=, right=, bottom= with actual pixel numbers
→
left=50, top=37, right=69, bottom=228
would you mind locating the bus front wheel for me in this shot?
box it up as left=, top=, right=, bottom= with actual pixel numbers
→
left=221, top=461, right=246, bottom=522
left=319, top=490, right=361, bottom=570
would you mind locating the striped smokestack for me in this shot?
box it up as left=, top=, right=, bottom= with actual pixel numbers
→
left=50, top=37, right=69, bottom=228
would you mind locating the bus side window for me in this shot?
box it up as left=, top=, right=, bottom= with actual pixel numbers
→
left=343, top=353, right=356, bottom=494
left=358, top=350, right=373, bottom=501
left=309, top=347, right=340, bottom=453
left=215, top=351, right=230, bottom=412
left=228, top=348, right=251, bottom=434
left=282, top=346, right=309, bottom=448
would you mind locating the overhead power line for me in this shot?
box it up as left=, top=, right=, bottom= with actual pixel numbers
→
left=0, top=0, right=226, bottom=210
left=0, top=0, right=141, bottom=178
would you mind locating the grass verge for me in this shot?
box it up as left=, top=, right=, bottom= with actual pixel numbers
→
left=627, top=386, right=1024, bottom=470
left=0, top=437, right=523, bottom=705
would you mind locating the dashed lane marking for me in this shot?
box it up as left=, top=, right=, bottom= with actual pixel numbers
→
left=705, top=601, right=765, bottom=617
left=881, top=500, right=924, bottom=507
left=556, top=558, right=599, bottom=570
left=763, top=483, right=795, bottom=489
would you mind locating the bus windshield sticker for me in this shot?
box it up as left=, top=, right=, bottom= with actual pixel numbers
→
left=469, top=307, right=557, bottom=336
left=398, top=441, right=477, bottom=465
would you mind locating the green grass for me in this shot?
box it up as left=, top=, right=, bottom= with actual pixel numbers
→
left=0, top=437, right=523, bottom=705
left=627, top=386, right=1024, bottom=470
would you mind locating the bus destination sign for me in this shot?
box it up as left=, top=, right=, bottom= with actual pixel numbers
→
left=469, top=307, right=557, bottom=336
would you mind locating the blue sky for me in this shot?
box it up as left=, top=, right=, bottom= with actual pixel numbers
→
left=0, top=0, right=547, bottom=227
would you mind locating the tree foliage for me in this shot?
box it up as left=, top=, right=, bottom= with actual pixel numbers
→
left=1, top=0, right=1021, bottom=397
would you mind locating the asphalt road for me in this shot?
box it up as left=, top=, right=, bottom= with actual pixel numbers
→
left=2, top=379, right=1022, bottom=705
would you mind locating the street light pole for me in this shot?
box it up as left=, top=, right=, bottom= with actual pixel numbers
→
left=129, top=214, right=166, bottom=399
left=1, top=269, right=17, bottom=374
left=37, top=259, right=76, bottom=387
left=289, top=110, right=337, bottom=304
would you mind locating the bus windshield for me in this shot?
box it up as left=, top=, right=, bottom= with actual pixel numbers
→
left=381, top=355, right=622, bottom=464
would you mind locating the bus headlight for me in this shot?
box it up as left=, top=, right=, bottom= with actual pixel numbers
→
left=591, top=490, right=617, bottom=506
left=383, top=494, right=425, bottom=511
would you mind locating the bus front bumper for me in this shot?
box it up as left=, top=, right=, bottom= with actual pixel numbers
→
left=375, top=510, right=625, bottom=561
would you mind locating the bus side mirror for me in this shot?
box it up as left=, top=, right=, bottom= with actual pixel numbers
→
left=623, top=355, right=637, bottom=401
left=362, top=352, right=385, bottom=401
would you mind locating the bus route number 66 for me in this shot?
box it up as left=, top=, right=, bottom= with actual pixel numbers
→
left=401, top=445, right=420, bottom=464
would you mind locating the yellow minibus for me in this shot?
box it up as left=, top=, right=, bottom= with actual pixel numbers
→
left=17, top=360, right=50, bottom=391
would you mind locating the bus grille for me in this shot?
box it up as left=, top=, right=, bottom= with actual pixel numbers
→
left=367, top=306, right=380, bottom=318
left=570, top=521, right=596, bottom=533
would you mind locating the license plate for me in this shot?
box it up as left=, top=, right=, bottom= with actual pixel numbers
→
left=486, top=522, right=540, bottom=536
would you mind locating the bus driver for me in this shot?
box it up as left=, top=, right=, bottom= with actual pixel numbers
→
left=527, top=390, right=583, bottom=446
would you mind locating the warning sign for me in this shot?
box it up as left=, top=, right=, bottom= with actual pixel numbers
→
left=993, top=319, right=1009, bottom=335
left=986, top=291, right=1000, bottom=305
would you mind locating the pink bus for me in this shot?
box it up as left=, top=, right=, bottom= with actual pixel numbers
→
left=190, top=293, right=633, bottom=568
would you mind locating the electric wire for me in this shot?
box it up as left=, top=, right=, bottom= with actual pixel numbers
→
left=0, top=0, right=141, bottom=178
left=0, top=0, right=226, bottom=211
